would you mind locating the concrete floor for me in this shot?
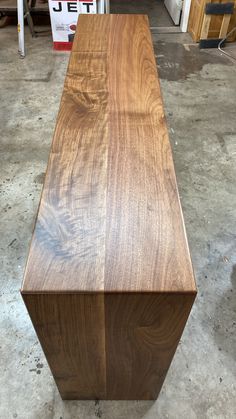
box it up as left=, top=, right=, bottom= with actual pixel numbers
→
left=110, top=0, right=173, bottom=27
left=1, top=20, right=236, bottom=419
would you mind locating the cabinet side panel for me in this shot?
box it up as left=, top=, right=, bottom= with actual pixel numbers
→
left=22, top=293, right=106, bottom=400
left=105, top=292, right=196, bottom=400
left=188, top=0, right=204, bottom=41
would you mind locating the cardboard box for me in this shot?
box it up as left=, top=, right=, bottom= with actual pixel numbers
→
left=49, top=0, right=97, bottom=50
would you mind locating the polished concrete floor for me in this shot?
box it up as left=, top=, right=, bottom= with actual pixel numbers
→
left=0, top=20, right=236, bottom=419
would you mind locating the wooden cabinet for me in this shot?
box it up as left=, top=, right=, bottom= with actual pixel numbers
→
left=188, top=0, right=236, bottom=41
left=21, top=14, right=197, bottom=400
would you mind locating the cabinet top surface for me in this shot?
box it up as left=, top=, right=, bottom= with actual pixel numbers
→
left=22, top=14, right=196, bottom=294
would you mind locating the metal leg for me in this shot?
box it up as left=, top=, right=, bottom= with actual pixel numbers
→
left=17, top=0, right=25, bottom=57
left=98, top=0, right=105, bottom=14
left=105, top=0, right=110, bottom=13
left=24, top=0, right=36, bottom=37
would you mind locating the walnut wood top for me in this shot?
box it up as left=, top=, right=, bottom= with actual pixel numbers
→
left=22, top=15, right=196, bottom=294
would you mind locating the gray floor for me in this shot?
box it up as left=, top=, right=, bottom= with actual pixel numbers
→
left=110, top=0, right=174, bottom=27
left=1, top=21, right=236, bottom=419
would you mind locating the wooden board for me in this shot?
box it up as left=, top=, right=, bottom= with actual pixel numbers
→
left=22, top=14, right=195, bottom=294
left=219, top=13, right=231, bottom=37
left=200, top=14, right=212, bottom=39
left=105, top=293, right=195, bottom=400
left=23, top=293, right=106, bottom=399
left=21, top=14, right=196, bottom=400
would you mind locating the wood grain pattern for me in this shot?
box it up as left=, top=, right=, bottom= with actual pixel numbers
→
left=22, top=17, right=110, bottom=293
left=219, top=14, right=231, bottom=38
left=22, top=14, right=195, bottom=294
left=105, top=293, right=195, bottom=400
left=200, top=14, right=212, bottom=39
left=23, top=293, right=106, bottom=399
left=105, top=15, right=195, bottom=292
left=21, top=15, right=197, bottom=400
